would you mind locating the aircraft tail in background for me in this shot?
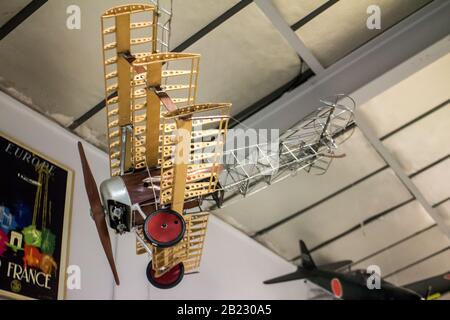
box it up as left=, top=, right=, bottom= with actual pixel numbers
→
left=263, top=240, right=316, bottom=285
left=299, top=240, right=316, bottom=270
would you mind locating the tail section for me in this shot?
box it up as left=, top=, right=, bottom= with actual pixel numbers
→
left=263, top=241, right=317, bottom=285
left=299, top=240, right=316, bottom=270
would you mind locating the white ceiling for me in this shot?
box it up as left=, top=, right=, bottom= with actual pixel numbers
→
left=358, top=52, right=450, bottom=138
left=311, top=200, right=436, bottom=265
left=0, top=0, right=430, bottom=148
left=0, top=0, right=302, bottom=150
left=382, top=106, right=450, bottom=175
left=353, top=225, right=447, bottom=277
left=169, top=0, right=240, bottom=48
left=0, top=0, right=447, bottom=294
left=258, top=168, right=413, bottom=258
left=413, top=158, right=450, bottom=205
left=0, top=0, right=31, bottom=26
left=219, top=49, right=450, bottom=288
left=295, top=0, right=432, bottom=66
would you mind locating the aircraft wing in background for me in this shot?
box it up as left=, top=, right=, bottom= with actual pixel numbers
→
left=403, top=272, right=450, bottom=299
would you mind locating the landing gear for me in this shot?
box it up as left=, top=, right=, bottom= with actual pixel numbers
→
left=144, top=209, right=186, bottom=289
left=143, top=208, right=185, bottom=248
left=146, top=261, right=184, bottom=289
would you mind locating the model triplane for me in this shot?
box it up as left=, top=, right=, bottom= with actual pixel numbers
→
left=78, top=4, right=355, bottom=289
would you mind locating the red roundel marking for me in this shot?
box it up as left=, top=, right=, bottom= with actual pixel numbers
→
left=331, top=278, right=343, bottom=298
left=146, top=210, right=182, bottom=243
left=444, top=274, right=450, bottom=281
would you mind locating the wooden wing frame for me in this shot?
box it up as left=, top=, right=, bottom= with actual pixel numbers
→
left=159, top=103, right=231, bottom=211
left=101, top=4, right=158, bottom=176
left=152, top=103, right=230, bottom=277
left=135, top=103, right=231, bottom=277
left=105, top=51, right=200, bottom=176
left=101, top=4, right=231, bottom=278
left=130, top=53, right=201, bottom=174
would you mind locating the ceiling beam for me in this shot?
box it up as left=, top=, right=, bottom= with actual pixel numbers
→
left=254, top=0, right=325, bottom=75
left=355, top=114, right=450, bottom=240
left=291, top=0, right=339, bottom=31
left=229, top=68, right=314, bottom=127
left=242, top=0, right=450, bottom=132
left=0, top=0, right=47, bottom=41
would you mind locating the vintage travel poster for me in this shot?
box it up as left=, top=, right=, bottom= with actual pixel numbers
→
left=0, top=132, right=73, bottom=300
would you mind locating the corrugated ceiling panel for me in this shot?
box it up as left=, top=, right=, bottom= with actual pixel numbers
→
left=258, top=168, right=412, bottom=260
left=187, top=2, right=301, bottom=116
left=295, top=0, right=432, bottom=67
left=310, top=200, right=436, bottom=266
left=0, top=0, right=245, bottom=147
left=0, top=0, right=132, bottom=121
left=358, top=52, right=450, bottom=138
left=215, top=128, right=386, bottom=234
left=168, top=0, right=240, bottom=47
left=382, top=105, right=450, bottom=175
left=386, top=249, right=450, bottom=286
left=352, top=225, right=449, bottom=276
left=412, top=158, right=450, bottom=206
left=388, top=201, right=450, bottom=285
left=46, top=2, right=302, bottom=146
left=436, top=201, right=450, bottom=229
left=0, top=0, right=31, bottom=26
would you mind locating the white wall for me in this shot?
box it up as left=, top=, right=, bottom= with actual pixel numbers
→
left=0, top=91, right=308, bottom=299
left=0, top=91, right=116, bottom=299
left=114, top=216, right=308, bottom=300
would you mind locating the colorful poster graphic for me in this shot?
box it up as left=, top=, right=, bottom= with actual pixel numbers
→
left=0, top=133, right=73, bottom=300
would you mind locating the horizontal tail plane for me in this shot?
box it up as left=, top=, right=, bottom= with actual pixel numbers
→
left=264, top=240, right=353, bottom=285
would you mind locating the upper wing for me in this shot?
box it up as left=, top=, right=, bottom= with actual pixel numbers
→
left=101, top=4, right=158, bottom=176
left=101, top=5, right=203, bottom=177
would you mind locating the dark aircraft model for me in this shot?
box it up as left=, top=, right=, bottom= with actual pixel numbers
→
left=264, top=240, right=450, bottom=300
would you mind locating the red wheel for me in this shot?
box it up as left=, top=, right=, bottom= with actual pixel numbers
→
left=146, top=261, right=184, bottom=289
left=143, top=209, right=185, bottom=248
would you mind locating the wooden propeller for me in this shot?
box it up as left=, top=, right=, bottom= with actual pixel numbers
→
left=77, top=142, right=120, bottom=285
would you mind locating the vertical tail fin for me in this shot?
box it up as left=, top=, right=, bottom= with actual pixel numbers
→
left=299, top=240, right=316, bottom=270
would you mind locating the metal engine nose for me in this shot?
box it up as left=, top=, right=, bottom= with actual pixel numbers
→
left=99, top=176, right=132, bottom=233
left=99, top=176, right=131, bottom=207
